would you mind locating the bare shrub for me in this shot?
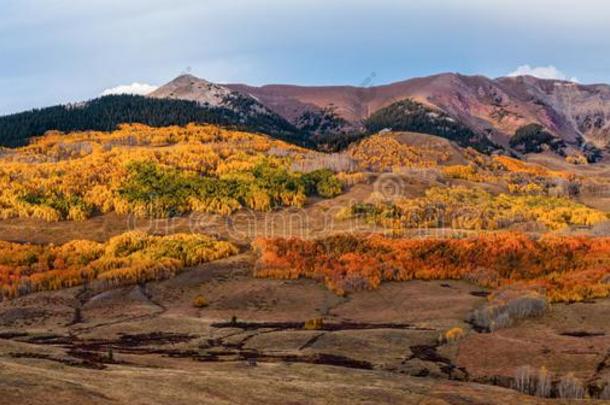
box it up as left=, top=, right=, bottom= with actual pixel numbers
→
left=513, top=365, right=552, bottom=398
left=514, top=366, right=537, bottom=395
left=601, top=381, right=610, bottom=400
left=72, top=306, right=83, bottom=324
left=464, top=267, right=501, bottom=289
left=590, top=220, right=610, bottom=237
left=267, top=147, right=293, bottom=157
left=470, top=291, right=548, bottom=332
left=535, top=367, right=552, bottom=398
left=291, top=152, right=358, bottom=173
left=335, top=273, right=371, bottom=292
left=397, top=167, right=444, bottom=183
left=547, top=178, right=579, bottom=198
left=505, top=294, right=548, bottom=319
left=558, top=373, right=585, bottom=399
left=491, top=311, right=512, bottom=331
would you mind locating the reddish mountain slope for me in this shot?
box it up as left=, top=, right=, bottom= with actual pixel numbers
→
left=151, top=73, right=610, bottom=151
left=226, top=74, right=610, bottom=149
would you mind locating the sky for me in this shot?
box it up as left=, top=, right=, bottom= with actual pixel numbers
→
left=2, top=0, right=610, bottom=115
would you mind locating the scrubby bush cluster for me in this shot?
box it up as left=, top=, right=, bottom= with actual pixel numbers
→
left=439, top=327, right=465, bottom=344
left=558, top=373, right=586, bottom=399
left=193, top=295, right=208, bottom=308
left=337, top=186, right=607, bottom=231
left=253, top=232, right=610, bottom=302
left=493, top=155, right=569, bottom=178
left=290, top=151, right=358, bottom=173
left=513, top=365, right=553, bottom=398
left=513, top=366, right=591, bottom=399
left=470, top=290, right=548, bottom=332
left=303, top=318, right=324, bottom=330
left=581, top=142, right=604, bottom=163
left=565, top=154, right=589, bottom=165
left=0, top=124, right=347, bottom=221
left=442, top=153, right=580, bottom=197
left=0, top=231, right=238, bottom=298
left=601, top=382, right=610, bottom=400
left=441, top=164, right=488, bottom=182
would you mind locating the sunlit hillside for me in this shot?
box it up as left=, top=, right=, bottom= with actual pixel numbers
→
left=0, top=123, right=348, bottom=221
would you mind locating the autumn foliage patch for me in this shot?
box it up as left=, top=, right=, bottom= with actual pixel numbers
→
left=442, top=153, right=582, bottom=197
left=0, top=123, right=346, bottom=221
left=348, top=133, right=450, bottom=171
left=253, top=233, right=610, bottom=302
left=338, top=186, right=607, bottom=230
left=0, top=231, right=237, bottom=298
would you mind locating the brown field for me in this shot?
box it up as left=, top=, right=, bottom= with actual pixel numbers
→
left=1, top=252, right=609, bottom=403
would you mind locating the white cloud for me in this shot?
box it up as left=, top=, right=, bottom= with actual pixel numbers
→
left=507, top=65, right=579, bottom=82
left=100, top=82, right=158, bottom=96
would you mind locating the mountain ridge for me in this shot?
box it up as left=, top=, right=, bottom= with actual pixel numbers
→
left=1, top=72, right=610, bottom=159
left=219, top=72, right=610, bottom=153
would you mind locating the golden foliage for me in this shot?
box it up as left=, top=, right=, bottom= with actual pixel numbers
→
left=340, top=186, right=607, bottom=231
left=335, top=171, right=369, bottom=187
left=441, top=165, right=489, bottom=182
left=565, top=154, right=588, bottom=165
left=193, top=295, right=208, bottom=308
left=0, top=231, right=238, bottom=298
left=0, top=124, right=345, bottom=221
left=349, top=133, right=450, bottom=171
left=493, top=156, right=573, bottom=181
left=303, top=318, right=324, bottom=330
left=440, top=327, right=465, bottom=343
left=441, top=153, right=579, bottom=197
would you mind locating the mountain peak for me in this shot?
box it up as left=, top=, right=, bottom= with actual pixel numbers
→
left=170, top=73, right=210, bottom=84
left=149, top=74, right=231, bottom=107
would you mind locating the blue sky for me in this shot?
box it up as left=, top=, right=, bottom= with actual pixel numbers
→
left=2, top=0, right=610, bottom=115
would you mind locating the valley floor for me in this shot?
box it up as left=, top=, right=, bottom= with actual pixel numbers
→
left=1, top=253, right=609, bottom=404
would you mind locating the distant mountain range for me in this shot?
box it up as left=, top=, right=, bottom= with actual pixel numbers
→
left=223, top=73, right=610, bottom=150
left=2, top=72, right=610, bottom=159
left=149, top=72, right=610, bottom=158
